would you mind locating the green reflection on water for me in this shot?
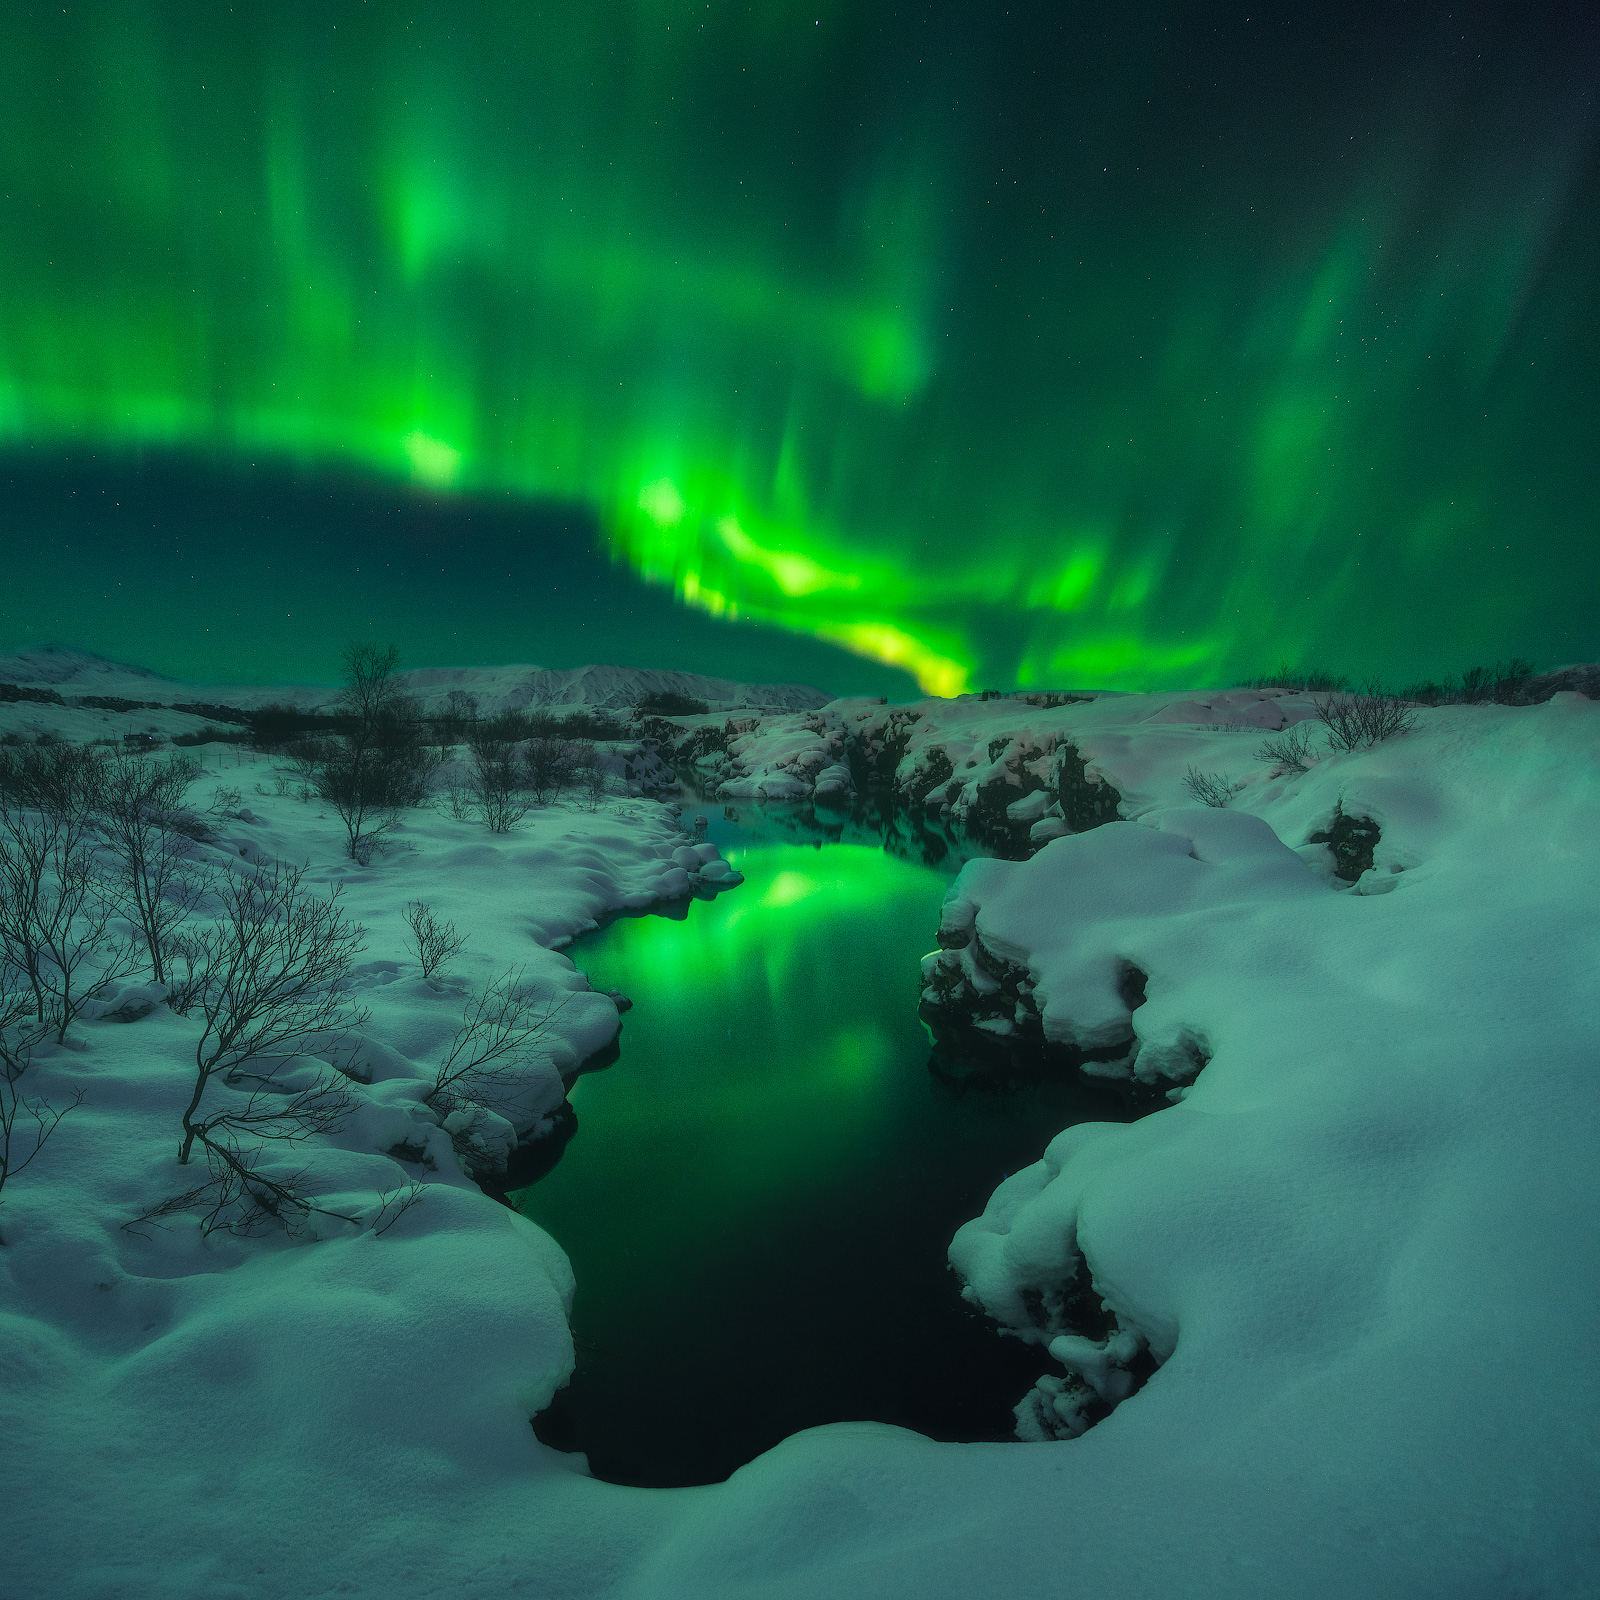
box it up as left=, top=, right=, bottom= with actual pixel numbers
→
left=514, top=842, right=942, bottom=1313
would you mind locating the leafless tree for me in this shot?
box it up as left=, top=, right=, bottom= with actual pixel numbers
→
left=0, top=951, right=79, bottom=1243
left=281, top=738, right=323, bottom=800
left=335, top=642, right=404, bottom=727
left=305, top=643, right=438, bottom=861
left=425, top=967, right=570, bottom=1120
left=95, top=751, right=208, bottom=984
left=1182, top=767, right=1241, bottom=808
left=437, top=688, right=480, bottom=748
left=403, top=900, right=467, bottom=978
left=524, top=736, right=579, bottom=807
left=467, top=714, right=531, bottom=832
left=0, top=795, right=134, bottom=1042
left=0, top=743, right=106, bottom=817
left=173, top=859, right=367, bottom=1166
left=439, top=772, right=474, bottom=820
left=569, top=741, right=609, bottom=810
left=1315, top=688, right=1417, bottom=753
left=1254, top=722, right=1318, bottom=775
left=130, top=860, right=374, bottom=1236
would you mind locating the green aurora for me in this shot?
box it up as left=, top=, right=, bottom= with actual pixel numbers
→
left=3, top=1, right=1598, bottom=692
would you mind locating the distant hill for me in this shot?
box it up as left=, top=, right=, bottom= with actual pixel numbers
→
left=0, top=645, right=829, bottom=715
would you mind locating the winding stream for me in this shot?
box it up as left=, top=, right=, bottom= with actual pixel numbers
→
left=514, top=792, right=1135, bottom=1487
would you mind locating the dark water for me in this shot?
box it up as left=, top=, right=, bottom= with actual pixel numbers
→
left=514, top=793, right=1134, bottom=1487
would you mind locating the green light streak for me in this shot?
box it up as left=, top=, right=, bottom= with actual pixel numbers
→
left=2, top=2, right=1595, bottom=687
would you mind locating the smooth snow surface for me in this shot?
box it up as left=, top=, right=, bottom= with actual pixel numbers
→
left=3, top=686, right=1598, bottom=1598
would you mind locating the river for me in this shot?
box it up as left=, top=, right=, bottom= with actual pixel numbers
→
left=513, top=791, right=1134, bottom=1487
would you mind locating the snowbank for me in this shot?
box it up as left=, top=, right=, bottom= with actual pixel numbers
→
left=3, top=689, right=1598, bottom=1599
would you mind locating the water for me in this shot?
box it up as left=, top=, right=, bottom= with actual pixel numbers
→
left=513, top=792, right=1135, bottom=1487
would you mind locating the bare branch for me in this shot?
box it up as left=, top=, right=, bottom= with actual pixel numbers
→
left=176, top=860, right=366, bottom=1165
left=402, top=900, right=467, bottom=979
left=95, top=750, right=208, bottom=984
left=426, top=968, right=571, bottom=1117
left=1182, top=767, right=1241, bottom=808
left=1314, top=689, right=1417, bottom=753
left=0, top=1072, right=83, bottom=1243
left=1255, top=722, right=1318, bottom=775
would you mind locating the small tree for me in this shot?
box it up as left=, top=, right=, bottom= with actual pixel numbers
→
left=96, top=750, right=208, bottom=984
left=575, top=744, right=609, bottom=810
left=0, top=952, right=79, bottom=1244
left=425, top=960, right=569, bottom=1164
left=467, top=714, right=531, bottom=832
left=436, top=689, right=480, bottom=749
left=0, top=743, right=106, bottom=817
left=140, top=860, right=370, bottom=1236
left=174, top=860, right=366, bottom=1166
left=309, top=643, right=436, bottom=861
left=402, top=901, right=467, bottom=978
left=0, top=795, right=133, bottom=1042
left=524, top=736, right=579, bottom=806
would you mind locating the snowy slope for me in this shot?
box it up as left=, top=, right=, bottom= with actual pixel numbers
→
left=2, top=689, right=1598, bottom=1599
left=0, top=645, right=829, bottom=720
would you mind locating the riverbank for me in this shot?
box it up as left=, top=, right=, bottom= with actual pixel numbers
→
left=3, top=685, right=1598, bottom=1599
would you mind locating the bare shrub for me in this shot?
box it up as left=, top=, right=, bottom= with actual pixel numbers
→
left=467, top=714, right=531, bottom=832
left=1255, top=722, right=1318, bottom=775
left=1457, top=658, right=1537, bottom=705
left=1182, top=767, right=1241, bottom=807
left=440, top=773, right=474, bottom=820
left=173, top=860, right=366, bottom=1165
left=435, top=689, right=480, bottom=749
left=1314, top=688, right=1416, bottom=753
left=637, top=690, right=710, bottom=716
left=138, top=860, right=372, bottom=1236
left=425, top=969, right=570, bottom=1160
left=306, top=644, right=436, bottom=861
left=0, top=743, right=106, bottom=815
left=1241, top=666, right=1351, bottom=693
left=0, top=952, right=80, bottom=1243
left=575, top=744, right=609, bottom=810
left=0, top=794, right=133, bottom=1042
left=525, top=736, right=582, bottom=806
left=96, top=751, right=208, bottom=984
left=403, top=901, right=467, bottom=978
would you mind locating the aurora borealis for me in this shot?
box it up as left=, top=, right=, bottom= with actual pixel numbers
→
left=2, top=1, right=1598, bottom=692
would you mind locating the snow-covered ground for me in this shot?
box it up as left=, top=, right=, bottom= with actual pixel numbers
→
left=3, top=668, right=1598, bottom=1598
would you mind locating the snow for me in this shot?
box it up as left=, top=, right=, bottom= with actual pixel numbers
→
left=0, top=644, right=829, bottom=720
left=3, top=670, right=1599, bottom=1598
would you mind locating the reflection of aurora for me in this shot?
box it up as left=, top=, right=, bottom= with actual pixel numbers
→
left=522, top=844, right=935, bottom=1278
left=4, top=3, right=1597, bottom=688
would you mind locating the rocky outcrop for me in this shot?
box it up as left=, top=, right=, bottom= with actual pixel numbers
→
left=1308, top=803, right=1382, bottom=883
left=1052, top=741, right=1122, bottom=832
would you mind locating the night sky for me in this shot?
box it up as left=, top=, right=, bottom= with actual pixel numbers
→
left=2, top=1, right=1597, bottom=694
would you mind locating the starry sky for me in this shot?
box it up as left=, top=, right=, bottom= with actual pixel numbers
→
left=2, top=1, right=1597, bottom=695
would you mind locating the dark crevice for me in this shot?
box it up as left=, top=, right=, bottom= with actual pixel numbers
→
left=1308, top=802, right=1382, bottom=882
left=1053, top=741, right=1123, bottom=832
